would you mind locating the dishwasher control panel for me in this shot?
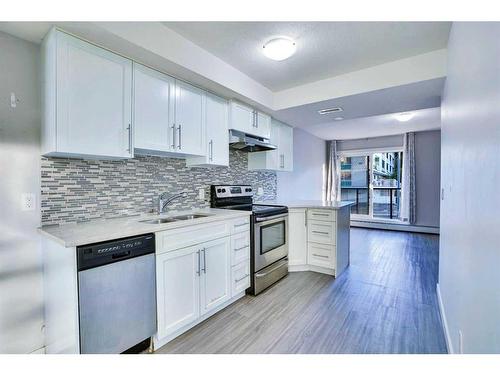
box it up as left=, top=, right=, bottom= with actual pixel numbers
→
left=77, top=234, right=155, bottom=271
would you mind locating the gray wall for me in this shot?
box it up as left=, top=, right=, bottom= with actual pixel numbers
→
left=439, top=22, right=500, bottom=353
left=277, top=127, right=326, bottom=201
left=41, top=150, right=276, bottom=225
left=0, top=32, right=44, bottom=353
left=415, top=130, right=441, bottom=227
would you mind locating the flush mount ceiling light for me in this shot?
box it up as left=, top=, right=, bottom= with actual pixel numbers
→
left=334, top=116, right=344, bottom=121
left=262, top=37, right=296, bottom=61
left=395, top=112, right=415, bottom=122
left=318, top=107, right=343, bottom=115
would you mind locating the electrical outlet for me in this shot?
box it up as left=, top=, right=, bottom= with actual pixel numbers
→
left=257, top=187, right=264, bottom=196
left=21, top=193, right=36, bottom=211
left=198, top=188, right=205, bottom=200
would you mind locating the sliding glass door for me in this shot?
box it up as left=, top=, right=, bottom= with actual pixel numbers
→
left=340, top=150, right=403, bottom=221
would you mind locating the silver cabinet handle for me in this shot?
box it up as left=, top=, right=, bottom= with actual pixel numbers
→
left=196, top=250, right=201, bottom=276
left=312, top=213, right=329, bottom=217
left=312, top=231, right=329, bottom=235
left=177, top=124, right=182, bottom=149
left=234, top=222, right=248, bottom=228
left=171, top=125, right=176, bottom=149
left=209, top=140, right=213, bottom=162
left=202, top=248, right=206, bottom=273
left=304, top=210, right=307, bottom=226
left=126, top=123, right=132, bottom=153
left=234, top=245, right=248, bottom=251
left=255, top=111, right=258, bottom=128
left=312, top=253, right=329, bottom=259
left=235, top=274, right=249, bottom=283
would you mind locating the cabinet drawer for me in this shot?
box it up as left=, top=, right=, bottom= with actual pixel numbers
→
left=156, top=221, right=230, bottom=254
left=230, top=217, right=250, bottom=234
left=307, top=220, right=336, bottom=245
left=307, top=242, right=335, bottom=269
left=307, top=209, right=336, bottom=222
left=231, top=261, right=250, bottom=297
left=231, top=231, right=250, bottom=266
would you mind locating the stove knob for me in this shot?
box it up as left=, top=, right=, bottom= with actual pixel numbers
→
left=217, top=188, right=222, bottom=193
left=222, top=188, right=226, bottom=193
left=246, top=188, right=252, bottom=192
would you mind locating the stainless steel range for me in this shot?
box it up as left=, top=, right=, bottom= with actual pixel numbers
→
left=211, top=185, right=288, bottom=295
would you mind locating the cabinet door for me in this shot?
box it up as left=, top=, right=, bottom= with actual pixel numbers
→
left=133, top=63, right=174, bottom=152
left=174, top=80, right=205, bottom=156
left=256, top=111, right=271, bottom=139
left=279, top=124, right=294, bottom=171
left=206, top=94, right=229, bottom=166
left=267, top=119, right=281, bottom=169
left=200, top=237, right=231, bottom=315
left=56, top=31, right=133, bottom=158
left=288, top=209, right=307, bottom=266
left=156, top=246, right=200, bottom=339
left=230, top=101, right=254, bottom=135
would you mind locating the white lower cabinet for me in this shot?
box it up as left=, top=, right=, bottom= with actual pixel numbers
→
left=156, top=245, right=201, bottom=339
left=231, top=260, right=250, bottom=296
left=287, top=208, right=346, bottom=276
left=155, top=219, right=250, bottom=348
left=200, top=237, right=231, bottom=315
left=288, top=209, right=307, bottom=266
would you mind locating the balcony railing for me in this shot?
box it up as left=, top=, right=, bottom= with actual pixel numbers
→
left=372, top=187, right=401, bottom=219
left=341, top=187, right=401, bottom=219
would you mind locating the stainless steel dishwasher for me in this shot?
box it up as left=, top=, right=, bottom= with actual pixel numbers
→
left=77, top=234, right=156, bottom=354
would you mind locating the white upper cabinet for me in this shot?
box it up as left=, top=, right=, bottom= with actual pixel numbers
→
left=248, top=119, right=294, bottom=171
left=133, top=63, right=174, bottom=152
left=229, top=101, right=271, bottom=139
left=229, top=101, right=254, bottom=135
left=186, top=93, right=229, bottom=167
left=42, top=29, right=133, bottom=159
left=174, top=81, right=206, bottom=156
left=256, top=111, right=271, bottom=139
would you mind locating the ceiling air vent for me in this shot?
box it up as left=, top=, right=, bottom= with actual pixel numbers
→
left=318, top=107, right=343, bottom=115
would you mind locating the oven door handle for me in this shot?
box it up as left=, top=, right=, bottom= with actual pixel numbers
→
left=254, top=213, right=288, bottom=222
left=255, top=260, right=288, bottom=278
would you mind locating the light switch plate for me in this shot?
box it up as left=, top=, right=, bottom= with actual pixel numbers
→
left=198, top=188, right=205, bottom=200
left=21, top=193, right=36, bottom=211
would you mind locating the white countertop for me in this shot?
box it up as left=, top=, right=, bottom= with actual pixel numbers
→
left=261, top=200, right=355, bottom=209
left=38, top=208, right=251, bottom=248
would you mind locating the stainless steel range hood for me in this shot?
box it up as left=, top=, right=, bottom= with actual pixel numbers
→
left=229, top=130, right=277, bottom=152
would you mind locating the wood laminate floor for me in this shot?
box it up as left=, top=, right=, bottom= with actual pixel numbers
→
left=156, top=228, right=447, bottom=354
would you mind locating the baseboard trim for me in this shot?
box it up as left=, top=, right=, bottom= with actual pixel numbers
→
left=351, top=220, right=440, bottom=234
left=289, top=264, right=335, bottom=276
left=437, top=283, right=453, bottom=354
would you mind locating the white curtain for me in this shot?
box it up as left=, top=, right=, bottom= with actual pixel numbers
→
left=400, top=132, right=416, bottom=224
left=325, top=140, right=341, bottom=202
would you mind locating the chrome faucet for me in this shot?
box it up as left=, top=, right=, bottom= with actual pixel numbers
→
left=158, top=191, right=188, bottom=214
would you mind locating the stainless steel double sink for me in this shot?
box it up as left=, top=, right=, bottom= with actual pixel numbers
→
left=139, top=213, right=212, bottom=225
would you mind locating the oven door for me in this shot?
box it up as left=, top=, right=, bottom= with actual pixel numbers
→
left=254, top=213, right=288, bottom=272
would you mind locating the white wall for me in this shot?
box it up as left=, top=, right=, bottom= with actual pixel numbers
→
left=0, top=31, right=44, bottom=353
left=439, top=22, right=500, bottom=353
left=277, top=127, right=326, bottom=201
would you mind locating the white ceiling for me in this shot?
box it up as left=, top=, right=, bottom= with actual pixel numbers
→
left=307, top=107, right=441, bottom=140
left=165, top=21, right=451, bottom=91
left=272, top=77, right=444, bottom=128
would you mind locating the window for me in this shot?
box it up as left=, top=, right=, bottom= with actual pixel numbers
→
left=341, top=151, right=403, bottom=220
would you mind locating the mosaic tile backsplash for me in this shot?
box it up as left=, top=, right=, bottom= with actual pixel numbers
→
left=41, top=150, right=277, bottom=225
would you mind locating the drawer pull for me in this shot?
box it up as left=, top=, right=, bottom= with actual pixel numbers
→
left=312, top=230, right=329, bottom=235
left=235, top=274, right=249, bottom=282
left=312, top=253, right=329, bottom=259
left=312, top=213, right=329, bottom=217
left=234, top=245, right=248, bottom=251
left=234, top=223, right=248, bottom=228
